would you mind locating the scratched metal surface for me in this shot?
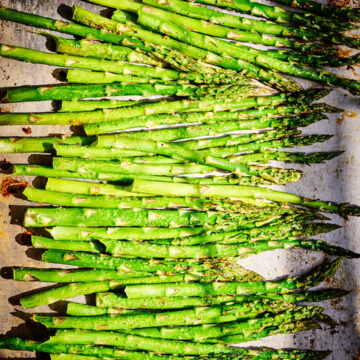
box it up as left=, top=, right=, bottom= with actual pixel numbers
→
left=0, top=0, right=360, bottom=359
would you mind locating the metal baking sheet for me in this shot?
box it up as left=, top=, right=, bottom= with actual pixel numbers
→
left=0, top=0, right=360, bottom=358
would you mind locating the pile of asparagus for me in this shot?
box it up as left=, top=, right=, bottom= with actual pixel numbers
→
left=1, top=0, right=360, bottom=358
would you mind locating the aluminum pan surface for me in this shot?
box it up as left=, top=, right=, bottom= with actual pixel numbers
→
left=0, top=0, right=359, bottom=358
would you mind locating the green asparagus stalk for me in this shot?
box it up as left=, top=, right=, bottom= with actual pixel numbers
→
left=141, top=0, right=357, bottom=41
left=72, top=6, right=301, bottom=91
left=0, top=7, right=151, bottom=51
left=13, top=267, right=152, bottom=283
left=123, top=257, right=342, bottom=298
left=0, top=42, right=246, bottom=87
left=89, top=135, right=301, bottom=181
left=66, top=302, right=142, bottom=316
left=100, top=238, right=357, bottom=258
left=100, top=0, right=325, bottom=53
left=13, top=164, right=276, bottom=187
left=91, top=113, right=325, bottom=142
left=0, top=337, right=331, bottom=359
left=131, top=179, right=360, bottom=217
left=41, top=250, right=264, bottom=283
left=66, top=70, right=166, bottom=84
left=24, top=206, right=313, bottom=228
left=192, top=0, right=355, bottom=31
left=126, top=305, right=323, bottom=341
left=228, top=150, right=343, bottom=165
left=0, top=136, right=93, bottom=153
left=60, top=98, right=138, bottom=112
left=0, top=89, right=329, bottom=125
left=84, top=104, right=334, bottom=136
left=137, top=12, right=360, bottom=95
left=51, top=35, right=164, bottom=67
left=34, top=300, right=296, bottom=330
left=96, top=288, right=350, bottom=309
left=55, top=36, right=250, bottom=86
left=5, top=80, right=264, bottom=102
left=188, top=134, right=332, bottom=152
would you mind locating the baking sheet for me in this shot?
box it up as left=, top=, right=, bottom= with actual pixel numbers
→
left=0, top=0, right=360, bottom=358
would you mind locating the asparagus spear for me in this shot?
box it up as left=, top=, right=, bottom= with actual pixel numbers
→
left=0, top=136, right=93, bottom=153
left=4, top=80, right=265, bottom=102
left=91, top=113, right=325, bottom=142
left=96, top=289, right=350, bottom=309
left=44, top=328, right=319, bottom=355
left=125, top=305, right=323, bottom=341
left=85, top=103, right=335, bottom=135
left=13, top=164, right=277, bottom=186
left=137, top=12, right=360, bottom=95
left=66, top=302, right=142, bottom=316
left=51, top=35, right=164, bottom=67
left=192, top=0, right=355, bottom=31
left=88, top=135, right=302, bottom=181
left=141, top=0, right=357, bottom=40
left=131, top=179, right=360, bottom=217
left=34, top=300, right=296, bottom=330
left=60, top=98, right=138, bottom=112
left=0, top=89, right=329, bottom=125
left=66, top=70, right=167, bottom=84
left=14, top=266, right=250, bottom=284
left=0, top=337, right=331, bottom=359
left=23, top=206, right=314, bottom=228
left=41, top=250, right=263, bottom=282
left=96, top=0, right=325, bottom=53
left=228, top=150, right=343, bottom=165
left=100, top=238, right=357, bottom=258
left=0, top=7, right=151, bottom=51
left=72, top=6, right=301, bottom=91
left=123, top=257, right=342, bottom=298
left=55, top=36, right=249, bottom=85
left=13, top=267, right=152, bottom=283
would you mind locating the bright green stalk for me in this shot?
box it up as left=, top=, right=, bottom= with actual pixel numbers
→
left=100, top=238, right=357, bottom=258
left=0, top=136, right=92, bottom=153
left=93, top=113, right=326, bottom=142
left=41, top=250, right=263, bottom=281
left=192, top=0, right=355, bottom=31
left=96, top=288, right=350, bottom=309
left=84, top=103, right=336, bottom=136
left=0, top=7, right=151, bottom=50
left=187, top=134, right=333, bottom=152
left=5, top=80, right=263, bottom=102
left=72, top=6, right=301, bottom=91
left=228, top=150, right=343, bottom=165
left=0, top=89, right=329, bottom=125
left=13, top=267, right=151, bottom=283
left=123, top=257, right=342, bottom=298
left=66, top=302, right=142, bottom=316
left=0, top=337, right=331, bottom=360
left=126, top=305, right=323, bottom=341
left=137, top=12, right=360, bottom=95
left=24, top=206, right=308, bottom=228
left=52, top=35, right=164, bottom=66
left=141, top=0, right=356, bottom=40
left=131, top=179, right=360, bottom=217
left=31, top=235, right=104, bottom=253
left=66, top=70, right=164, bottom=84
left=34, top=300, right=295, bottom=330
left=12, top=164, right=285, bottom=187
left=53, top=157, right=216, bottom=177
left=60, top=99, right=138, bottom=112
left=105, top=0, right=332, bottom=52
left=45, top=178, right=143, bottom=197
left=90, top=135, right=299, bottom=181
